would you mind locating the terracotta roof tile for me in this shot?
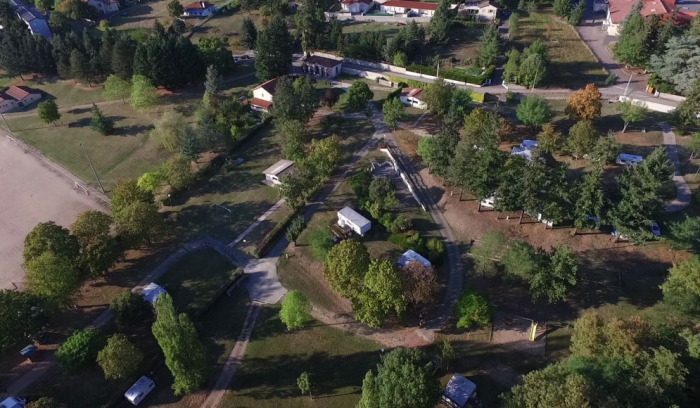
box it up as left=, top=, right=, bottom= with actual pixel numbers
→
left=381, top=0, right=438, bottom=10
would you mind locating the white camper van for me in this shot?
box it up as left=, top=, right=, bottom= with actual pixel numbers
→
left=125, top=376, right=155, bottom=406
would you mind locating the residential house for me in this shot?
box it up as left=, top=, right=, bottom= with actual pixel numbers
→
left=183, top=1, right=216, bottom=17
left=379, top=0, right=438, bottom=16
left=262, top=159, right=295, bottom=186
left=8, top=0, right=51, bottom=39
left=82, top=0, right=119, bottom=16
left=340, top=0, right=374, bottom=13
left=303, top=55, right=343, bottom=78
left=458, top=0, right=498, bottom=21
left=250, top=76, right=283, bottom=112
left=0, top=86, right=42, bottom=114
left=604, top=0, right=692, bottom=36
left=399, top=87, right=427, bottom=109
left=337, top=206, right=371, bottom=236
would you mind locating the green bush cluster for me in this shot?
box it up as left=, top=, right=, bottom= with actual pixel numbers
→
left=389, top=232, right=444, bottom=263
left=405, top=65, right=496, bottom=85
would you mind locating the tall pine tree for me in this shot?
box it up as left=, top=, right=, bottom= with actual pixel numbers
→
left=254, top=14, right=293, bottom=81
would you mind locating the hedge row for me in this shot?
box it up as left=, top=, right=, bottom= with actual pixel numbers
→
left=452, top=20, right=491, bottom=29
left=192, top=268, right=245, bottom=321
left=405, top=64, right=495, bottom=85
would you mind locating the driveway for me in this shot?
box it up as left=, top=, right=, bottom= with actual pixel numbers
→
left=575, top=5, right=649, bottom=92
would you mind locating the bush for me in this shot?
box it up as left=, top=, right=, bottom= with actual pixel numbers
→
left=391, top=215, right=412, bottom=233
left=110, top=291, right=150, bottom=328
left=405, top=65, right=495, bottom=85
left=285, top=215, right=306, bottom=244
left=350, top=169, right=373, bottom=200
left=454, top=288, right=491, bottom=329
left=389, top=231, right=427, bottom=255
left=472, top=92, right=486, bottom=103
left=309, top=226, right=335, bottom=262
left=425, top=238, right=444, bottom=263
left=505, top=91, right=515, bottom=104
left=379, top=212, right=394, bottom=231
left=97, top=334, right=144, bottom=381
left=56, top=329, right=107, bottom=374
left=604, top=73, right=617, bottom=86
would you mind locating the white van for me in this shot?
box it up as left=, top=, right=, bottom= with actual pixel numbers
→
left=125, top=376, right=155, bottom=406
left=616, top=153, right=643, bottom=167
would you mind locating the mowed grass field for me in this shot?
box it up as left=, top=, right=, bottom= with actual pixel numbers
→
left=514, top=10, right=607, bottom=88
left=221, top=306, right=383, bottom=408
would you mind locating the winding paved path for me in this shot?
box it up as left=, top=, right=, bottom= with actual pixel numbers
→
left=660, top=122, right=691, bottom=212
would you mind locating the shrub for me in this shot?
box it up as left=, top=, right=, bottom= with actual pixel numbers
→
left=56, top=329, right=107, bottom=374
left=389, top=231, right=427, bottom=255
left=97, top=334, right=144, bottom=381
left=505, top=91, right=515, bottom=104
left=110, top=290, right=150, bottom=328
left=350, top=168, right=372, bottom=200
left=425, top=238, right=444, bottom=263
left=379, top=213, right=393, bottom=231
left=604, top=73, right=617, bottom=86
left=454, top=288, right=491, bottom=329
left=308, top=226, right=335, bottom=262
left=279, top=290, right=312, bottom=330
left=391, top=215, right=412, bottom=233
left=284, top=215, right=306, bottom=244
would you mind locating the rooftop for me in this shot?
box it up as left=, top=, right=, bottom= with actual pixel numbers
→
left=262, top=159, right=295, bottom=176
left=397, top=249, right=431, bottom=268
left=342, top=0, right=373, bottom=4
left=305, top=55, right=343, bottom=68
left=250, top=97, right=273, bottom=109
left=607, top=0, right=669, bottom=24
left=443, top=373, right=477, bottom=408
left=338, top=206, right=371, bottom=228
left=184, top=1, right=214, bottom=10
left=252, top=76, right=283, bottom=96
left=381, top=0, right=438, bottom=10
left=400, top=87, right=423, bottom=99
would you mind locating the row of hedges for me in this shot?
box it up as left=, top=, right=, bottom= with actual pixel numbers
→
left=192, top=268, right=245, bottom=321
left=452, top=20, right=491, bottom=29
left=405, top=64, right=496, bottom=85
left=385, top=75, right=428, bottom=89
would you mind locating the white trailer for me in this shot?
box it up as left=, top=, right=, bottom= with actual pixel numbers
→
left=125, top=376, right=155, bottom=406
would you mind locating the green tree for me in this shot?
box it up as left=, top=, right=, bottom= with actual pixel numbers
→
left=369, top=177, right=398, bottom=212
left=568, top=0, right=586, bottom=25
left=198, top=37, right=234, bottom=73
left=309, top=225, right=334, bottom=262
left=151, top=110, right=184, bottom=151
left=674, top=80, right=700, bottom=130
left=25, top=252, right=81, bottom=307
left=277, top=119, right=306, bottom=161
left=167, top=0, right=183, bottom=16
left=660, top=256, right=700, bottom=314
left=508, top=13, right=520, bottom=40
left=471, top=230, right=507, bottom=276
left=503, top=48, right=521, bottom=84
left=164, top=155, right=196, bottom=190
left=680, top=329, right=700, bottom=359
left=254, top=14, right=293, bottom=81
left=566, top=120, right=598, bottom=158
left=382, top=97, right=405, bottom=129
left=204, top=65, right=221, bottom=96
left=359, top=348, right=440, bottom=408
left=90, top=103, right=115, bottom=135
left=323, top=239, right=370, bottom=298
left=495, top=156, right=527, bottom=212
left=110, top=180, right=163, bottom=245
left=26, top=398, right=66, bottom=408
left=103, top=74, right=132, bottom=103
left=36, top=0, right=53, bottom=11
left=240, top=17, right=258, bottom=49
left=588, top=132, right=622, bottom=166
left=650, top=35, right=700, bottom=95
left=307, top=135, right=341, bottom=179
left=501, top=363, right=595, bottom=408
left=573, top=170, right=605, bottom=229
left=422, top=78, right=454, bottom=116
left=152, top=294, right=208, bottom=395
left=346, top=81, right=374, bottom=111
left=110, top=290, right=149, bottom=328
left=502, top=239, right=540, bottom=281
left=71, top=210, right=120, bottom=278
left=130, top=74, right=159, bottom=113
left=56, top=328, right=106, bottom=374
left=178, top=126, right=201, bottom=163
left=284, top=214, right=306, bottom=245
left=23, top=221, right=79, bottom=264
left=516, top=95, right=554, bottom=127
left=530, top=245, right=578, bottom=303
left=297, top=371, right=312, bottom=398
left=668, top=216, right=700, bottom=251
left=97, top=334, right=143, bottom=380
left=37, top=100, right=60, bottom=125
left=454, top=288, right=491, bottom=328
left=279, top=169, right=313, bottom=210
left=137, top=170, right=166, bottom=193
left=440, top=340, right=456, bottom=371
left=537, top=123, right=563, bottom=154
left=296, top=0, right=322, bottom=54
left=615, top=10, right=647, bottom=66
left=429, top=0, right=451, bottom=43
left=272, top=76, right=318, bottom=124
left=617, top=100, right=648, bottom=132
left=478, top=23, right=500, bottom=67
left=280, top=290, right=312, bottom=330
left=70, top=49, right=93, bottom=85
left=553, top=0, right=572, bottom=17
left=0, top=290, right=49, bottom=353
left=354, top=259, right=407, bottom=328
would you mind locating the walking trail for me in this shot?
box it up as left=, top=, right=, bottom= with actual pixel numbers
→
left=660, top=122, right=691, bottom=212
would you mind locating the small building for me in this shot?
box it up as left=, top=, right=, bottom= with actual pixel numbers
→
left=337, top=206, right=371, bottom=236
left=0, top=86, right=42, bottom=113
left=442, top=373, right=478, bottom=408
left=262, top=159, right=295, bottom=186
left=303, top=55, right=343, bottom=78
left=340, top=0, right=374, bottom=13
left=380, top=0, right=438, bottom=16
left=8, top=0, right=51, bottom=39
left=124, top=376, right=155, bottom=406
left=397, top=249, right=431, bottom=268
left=140, top=282, right=167, bottom=306
left=183, top=1, right=216, bottom=17
left=82, top=0, right=119, bottom=15
left=250, top=76, right=283, bottom=112
left=603, top=0, right=692, bottom=36
left=399, top=87, right=427, bottom=109
left=616, top=153, right=643, bottom=166
left=459, top=0, right=499, bottom=21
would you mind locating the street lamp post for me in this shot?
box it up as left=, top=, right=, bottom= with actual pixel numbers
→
left=80, top=143, right=105, bottom=194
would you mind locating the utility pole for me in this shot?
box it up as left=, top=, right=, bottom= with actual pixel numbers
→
left=436, top=60, right=440, bottom=78
left=623, top=72, right=634, bottom=96
left=80, top=143, right=105, bottom=194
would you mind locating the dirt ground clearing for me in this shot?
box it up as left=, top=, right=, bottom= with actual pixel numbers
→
left=0, top=136, right=105, bottom=290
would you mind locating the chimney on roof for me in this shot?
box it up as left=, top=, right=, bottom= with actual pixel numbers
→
left=200, top=1, right=205, bottom=6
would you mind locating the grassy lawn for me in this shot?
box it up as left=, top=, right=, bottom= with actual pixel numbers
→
left=155, top=248, right=240, bottom=314
left=165, top=123, right=284, bottom=244
left=221, top=306, right=383, bottom=408
left=4, top=102, right=172, bottom=192
left=190, top=10, right=265, bottom=50
left=514, top=10, right=607, bottom=88
left=429, top=23, right=483, bottom=64
left=342, top=21, right=413, bottom=38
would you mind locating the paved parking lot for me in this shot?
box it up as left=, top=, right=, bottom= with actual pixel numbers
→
left=0, top=135, right=105, bottom=290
